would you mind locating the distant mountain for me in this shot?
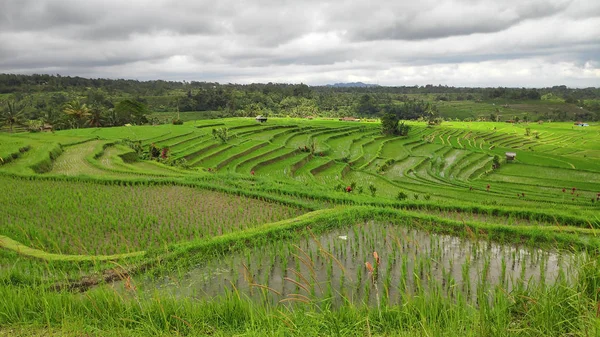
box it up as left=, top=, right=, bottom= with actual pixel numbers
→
left=325, top=82, right=380, bottom=88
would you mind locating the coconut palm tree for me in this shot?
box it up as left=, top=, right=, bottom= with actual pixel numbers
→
left=63, top=100, right=91, bottom=128
left=86, top=105, right=105, bottom=128
left=0, top=99, right=26, bottom=133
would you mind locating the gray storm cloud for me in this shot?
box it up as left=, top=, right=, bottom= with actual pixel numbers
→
left=0, top=0, right=599, bottom=87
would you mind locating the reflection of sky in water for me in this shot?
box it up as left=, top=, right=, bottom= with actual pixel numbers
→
left=124, top=222, right=581, bottom=307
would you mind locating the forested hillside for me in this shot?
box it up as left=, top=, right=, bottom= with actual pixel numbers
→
left=1, top=73, right=599, bottom=132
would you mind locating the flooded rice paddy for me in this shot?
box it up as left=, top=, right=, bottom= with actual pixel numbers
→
left=128, top=221, right=582, bottom=306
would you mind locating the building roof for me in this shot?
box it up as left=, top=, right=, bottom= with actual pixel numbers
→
left=505, top=152, right=517, bottom=157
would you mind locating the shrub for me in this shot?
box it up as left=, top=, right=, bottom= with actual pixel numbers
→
left=26, top=119, right=43, bottom=132
left=148, top=143, right=160, bottom=159
left=172, top=119, right=183, bottom=125
left=377, top=158, right=395, bottom=173
left=122, top=138, right=143, bottom=154
left=212, top=127, right=229, bottom=143
left=396, top=191, right=408, bottom=201
left=369, top=184, right=377, bottom=197
left=172, top=158, right=189, bottom=169
left=492, top=155, right=501, bottom=169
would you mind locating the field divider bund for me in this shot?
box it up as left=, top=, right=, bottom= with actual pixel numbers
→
left=216, top=142, right=269, bottom=169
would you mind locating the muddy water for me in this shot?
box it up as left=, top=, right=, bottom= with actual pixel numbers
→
left=130, top=222, right=581, bottom=306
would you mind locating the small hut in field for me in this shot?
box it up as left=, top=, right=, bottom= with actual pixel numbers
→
left=255, top=115, right=267, bottom=123
left=505, top=152, right=516, bottom=161
left=40, top=124, right=53, bottom=132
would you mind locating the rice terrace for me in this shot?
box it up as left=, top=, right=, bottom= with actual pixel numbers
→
left=1, top=75, right=600, bottom=336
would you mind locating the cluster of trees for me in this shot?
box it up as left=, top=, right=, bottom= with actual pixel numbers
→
left=380, top=101, right=439, bottom=135
left=0, top=92, right=149, bottom=132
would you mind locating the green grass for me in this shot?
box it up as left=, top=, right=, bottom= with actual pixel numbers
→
left=0, top=135, right=30, bottom=161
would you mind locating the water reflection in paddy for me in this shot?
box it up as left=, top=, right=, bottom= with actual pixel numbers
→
left=130, top=221, right=582, bottom=306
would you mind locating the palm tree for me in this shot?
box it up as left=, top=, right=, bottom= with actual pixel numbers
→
left=0, top=100, right=26, bottom=133
left=63, top=100, right=91, bottom=128
left=86, top=105, right=105, bottom=128
left=104, top=108, right=118, bottom=126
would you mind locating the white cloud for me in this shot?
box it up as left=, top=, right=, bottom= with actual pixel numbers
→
left=0, top=0, right=598, bottom=87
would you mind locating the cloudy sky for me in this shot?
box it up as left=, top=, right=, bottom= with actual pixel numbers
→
left=1, top=0, right=599, bottom=87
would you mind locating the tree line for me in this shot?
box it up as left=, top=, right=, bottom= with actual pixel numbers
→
left=2, top=74, right=599, bottom=100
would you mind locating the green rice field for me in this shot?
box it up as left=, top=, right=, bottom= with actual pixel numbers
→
left=1, top=117, right=600, bottom=336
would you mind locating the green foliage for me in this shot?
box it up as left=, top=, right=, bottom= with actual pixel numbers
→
left=63, top=100, right=91, bottom=128
left=171, top=157, right=190, bottom=169
left=381, top=115, right=410, bottom=136
left=0, top=98, right=27, bottom=132
left=148, top=143, right=161, bottom=159
left=25, top=119, right=43, bottom=132
left=212, top=127, right=229, bottom=143
left=0, top=74, right=597, bottom=137
left=113, top=99, right=149, bottom=126
left=377, top=158, right=395, bottom=173
left=492, top=155, right=501, bottom=169
left=369, top=184, right=377, bottom=197
left=396, top=191, right=408, bottom=201
left=428, top=117, right=443, bottom=126
left=381, top=112, right=399, bottom=135
left=381, top=103, right=417, bottom=135
left=356, top=94, right=378, bottom=116
left=122, top=138, right=144, bottom=155
left=86, top=104, right=105, bottom=127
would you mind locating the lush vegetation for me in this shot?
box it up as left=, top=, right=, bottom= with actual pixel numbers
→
left=1, top=74, right=599, bottom=134
left=1, top=178, right=303, bottom=255
left=1, top=77, right=600, bottom=335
